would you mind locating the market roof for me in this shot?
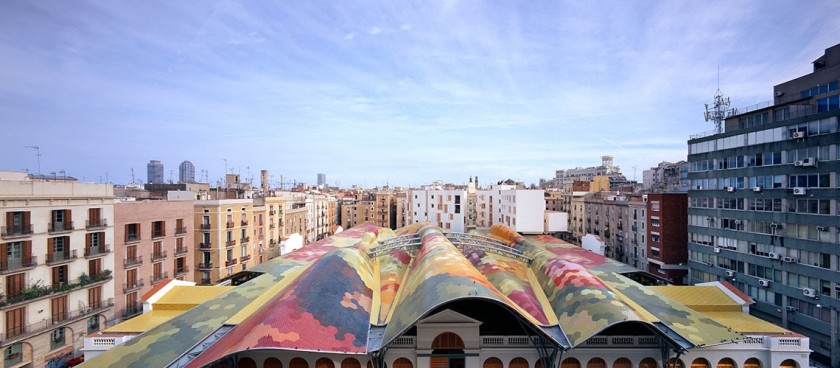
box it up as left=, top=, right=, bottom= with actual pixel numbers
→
left=84, top=223, right=752, bottom=368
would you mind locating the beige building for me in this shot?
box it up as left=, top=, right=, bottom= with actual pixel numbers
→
left=393, top=192, right=408, bottom=229
left=194, top=199, right=255, bottom=285
left=373, top=192, right=392, bottom=229
left=257, top=196, right=284, bottom=260
left=0, top=175, right=115, bottom=367
left=113, top=199, right=194, bottom=320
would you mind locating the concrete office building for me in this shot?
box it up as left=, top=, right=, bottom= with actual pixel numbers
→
left=687, top=43, right=840, bottom=366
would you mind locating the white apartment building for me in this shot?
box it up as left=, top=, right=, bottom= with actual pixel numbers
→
left=476, top=185, right=549, bottom=234
left=407, top=189, right=467, bottom=232
left=0, top=173, right=116, bottom=367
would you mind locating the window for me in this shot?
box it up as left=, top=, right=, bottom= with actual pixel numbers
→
left=52, top=265, right=68, bottom=287
left=51, top=295, right=67, bottom=323
left=5, top=273, right=24, bottom=299
left=50, top=328, right=66, bottom=350
left=126, top=223, right=140, bottom=242
left=88, top=315, right=100, bottom=333
left=650, top=201, right=660, bottom=211
left=4, top=343, right=22, bottom=365
left=152, top=221, right=165, bottom=238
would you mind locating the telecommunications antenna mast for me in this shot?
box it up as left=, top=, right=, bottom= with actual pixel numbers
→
left=704, top=69, right=730, bottom=134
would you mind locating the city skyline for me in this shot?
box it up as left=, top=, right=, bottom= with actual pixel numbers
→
left=1, top=1, right=840, bottom=187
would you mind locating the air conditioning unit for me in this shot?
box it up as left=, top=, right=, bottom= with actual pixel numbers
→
left=759, top=279, right=771, bottom=287
left=769, top=223, right=779, bottom=229
left=800, top=157, right=816, bottom=167
left=793, top=160, right=803, bottom=167
left=725, top=186, right=735, bottom=192
left=725, top=270, right=736, bottom=277
left=775, top=91, right=785, bottom=97
left=783, top=256, right=797, bottom=263
left=768, top=252, right=780, bottom=259
left=791, top=131, right=806, bottom=139
left=734, top=220, right=742, bottom=225
left=785, top=306, right=798, bottom=312
left=705, top=261, right=714, bottom=266
left=713, top=247, right=721, bottom=253
left=816, top=226, right=827, bottom=232
left=752, top=187, right=762, bottom=192
left=792, top=187, right=807, bottom=195
left=803, top=288, right=817, bottom=298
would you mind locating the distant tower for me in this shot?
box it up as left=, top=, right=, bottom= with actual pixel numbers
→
left=704, top=88, right=731, bottom=134
left=179, top=160, right=195, bottom=183
left=261, top=170, right=269, bottom=193
left=317, top=173, right=326, bottom=187
left=147, top=160, right=164, bottom=184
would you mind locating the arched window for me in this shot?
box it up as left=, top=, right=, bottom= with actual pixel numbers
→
left=316, top=358, right=335, bottom=368
left=640, top=358, right=658, bottom=368
left=510, top=357, right=528, bottom=368
left=667, top=358, right=685, bottom=368
left=432, top=332, right=465, bottom=350
left=290, top=357, right=309, bottom=368
left=743, top=358, right=761, bottom=368
left=561, top=358, right=581, bottom=368
left=392, top=358, right=412, bottom=368
left=483, top=357, right=503, bottom=368
left=612, top=358, right=632, bottom=368
left=691, top=358, right=710, bottom=368
left=238, top=357, right=257, bottom=368
left=265, top=357, right=283, bottom=368
left=342, top=358, right=361, bottom=368
left=778, top=359, right=797, bottom=368
left=716, top=358, right=735, bottom=368
left=587, top=358, right=606, bottom=368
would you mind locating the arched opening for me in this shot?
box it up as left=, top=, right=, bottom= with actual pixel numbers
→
left=667, top=358, right=685, bottom=368
left=536, top=360, right=544, bottom=368
left=265, top=357, right=283, bottom=368
left=743, top=358, right=761, bottom=368
left=778, top=360, right=797, bottom=368
left=238, top=357, right=257, bottom=368
left=341, top=358, right=361, bottom=368
left=612, top=358, right=631, bottom=368
left=431, top=332, right=465, bottom=368
left=483, top=357, right=503, bottom=368
left=716, top=358, right=735, bottom=368
left=586, top=358, right=606, bottom=368
left=640, top=358, right=658, bottom=368
left=290, top=357, right=309, bottom=368
left=560, top=358, right=581, bottom=368
left=392, top=358, right=412, bottom=368
left=316, top=358, right=335, bottom=368
left=691, top=358, right=710, bottom=368
left=509, top=357, right=528, bottom=368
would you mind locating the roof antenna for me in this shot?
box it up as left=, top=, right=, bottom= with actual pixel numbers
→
left=704, top=65, right=730, bottom=134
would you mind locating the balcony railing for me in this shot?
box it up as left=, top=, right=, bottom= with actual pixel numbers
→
left=86, top=219, right=108, bottom=230
left=0, top=270, right=111, bottom=309
left=1, top=225, right=34, bottom=239
left=151, top=272, right=168, bottom=285
left=0, top=298, right=113, bottom=343
left=198, top=262, right=213, bottom=270
left=125, top=233, right=140, bottom=243
left=175, top=227, right=187, bottom=235
left=46, top=250, right=78, bottom=265
left=175, top=246, right=188, bottom=256
left=226, top=221, right=235, bottom=229
left=225, top=259, right=238, bottom=267
left=225, top=240, right=236, bottom=247
left=122, top=301, right=143, bottom=319
left=240, top=255, right=251, bottom=263
left=269, top=210, right=276, bottom=215
left=200, top=224, right=211, bottom=230
left=122, top=278, right=145, bottom=293
left=199, top=278, right=212, bottom=285
left=269, top=223, right=276, bottom=229
left=580, top=335, right=659, bottom=348
left=199, top=242, right=212, bottom=249
left=0, top=256, right=37, bottom=274
left=175, top=267, right=189, bottom=275
left=152, top=230, right=166, bottom=238
left=242, top=236, right=250, bottom=243
left=124, top=256, right=143, bottom=268
left=241, top=220, right=249, bottom=226
left=85, top=245, right=111, bottom=258
left=151, top=251, right=167, bottom=262
left=48, top=221, right=74, bottom=233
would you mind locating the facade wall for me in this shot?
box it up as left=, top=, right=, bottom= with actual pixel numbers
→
left=194, top=200, right=254, bottom=285
left=645, top=193, right=688, bottom=284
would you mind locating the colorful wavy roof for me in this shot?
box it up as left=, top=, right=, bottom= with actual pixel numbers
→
left=84, top=222, right=746, bottom=368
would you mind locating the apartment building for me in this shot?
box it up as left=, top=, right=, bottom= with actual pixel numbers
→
left=645, top=193, right=687, bottom=284
left=194, top=199, right=255, bottom=285
left=393, top=192, right=408, bottom=229
left=408, top=189, right=467, bottom=232
left=476, top=185, right=547, bottom=234
left=687, top=43, right=840, bottom=366
left=113, top=200, right=193, bottom=319
left=373, top=192, right=393, bottom=229
left=258, top=196, right=284, bottom=260
left=643, top=161, right=689, bottom=193
left=0, top=175, right=115, bottom=367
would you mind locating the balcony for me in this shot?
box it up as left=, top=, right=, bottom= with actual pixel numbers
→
left=0, top=298, right=114, bottom=344
left=199, top=278, right=212, bottom=285
left=1, top=224, right=33, bottom=239
left=226, top=221, right=235, bottom=229
left=175, top=227, right=187, bottom=235
left=0, top=256, right=37, bottom=274
left=269, top=223, right=276, bottom=229
left=240, top=220, right=249, bottom=226
left=151, top=272, right=168, bottom=285
left=86, top=219, right=108, bottom=230
left=125, top=233, right=140, bottom=243
left=198, top=262, right=213, bottom=270
left=151, top=251, right=167, bottom=262
left=199, top=242, right=212, bottom=249
left=122, top=278, right=145, bottom=293
left=124, top=256, right=143, bottom=268
left=225, top=259, right=238, bottom=267
left=200, top=223, right=211, bottom=230
left=122, top=301, right=143, bottom=319
left=152, top=230, right=166, bottom=239
left=48, top=221, right=74, bottom=234
left=240, top=254, right=251, bottom=263
left=46, top=250, right=78, bottom=265
left=269, top=210, right=276, bottom=215
left=175, top=246, right=188, bottom=256
left=241, top=236, right=250, bottom=243
left=0, top=270, right=111, bottom=309
left=84, top=245, right=111, bottom=258
left=225, top=240, right=237, bottom=247
left=175, top=267, right=189, bottom=276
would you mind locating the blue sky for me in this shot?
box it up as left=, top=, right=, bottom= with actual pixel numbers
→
left=1, top=1, right=839, bottom=188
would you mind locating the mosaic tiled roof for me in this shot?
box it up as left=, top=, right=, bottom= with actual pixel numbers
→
left=84, top=223, right=745, bottom=368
